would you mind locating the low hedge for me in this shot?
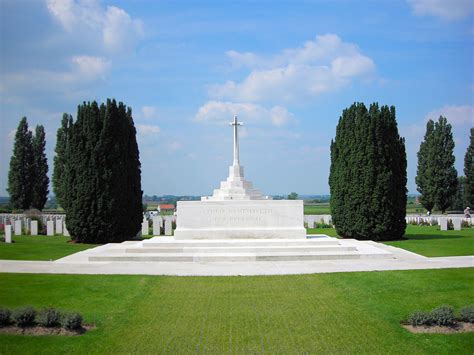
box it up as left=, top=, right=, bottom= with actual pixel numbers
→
left=0, top=306, right=83, bottom=329
left=407, top=305, right=473, bottom=327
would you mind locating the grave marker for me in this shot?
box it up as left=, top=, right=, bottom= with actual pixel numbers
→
left=142, top=218, right=149, bottom=236
left=439, top=217, right=448, bottom=231
left=164, top=218, right=172, bottom=236
left=14, top=220, right=22, bottom=235
left=5, top=225, right=12, bottom=243
left=30, top=220, right=38, bottom=235
left=47, top=220, right=54, bottom=236
left=55, top=219, right=63, bottom=235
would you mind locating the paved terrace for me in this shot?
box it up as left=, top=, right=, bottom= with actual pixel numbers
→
left=0, top=238, right=472, bottom=276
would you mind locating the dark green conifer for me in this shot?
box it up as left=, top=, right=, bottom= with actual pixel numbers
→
left=31, top=125, right=49, bottom=210
left=464, top=128, right=474, bottom=207
left=433, top=117, right=457, bottom=213
left=52, top=113, right=73, bottom=209
left=329, top=102, right=407, bottom=241
left=415, top=121, right=436, bottom=212
left=7, top=117, right=34, bottom=210
left=64, top=100, right=142, bottom=243
left=416, top=116, right=458, bottom=213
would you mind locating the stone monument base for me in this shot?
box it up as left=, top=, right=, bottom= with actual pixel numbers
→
left=174, top=200, right=306, bottom=240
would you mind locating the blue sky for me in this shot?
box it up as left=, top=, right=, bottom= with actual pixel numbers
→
left=1, top=0, right=473, bottom=197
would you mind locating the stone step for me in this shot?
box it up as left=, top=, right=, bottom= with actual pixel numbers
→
left=142, top=237, right=339, bottom=248
left=89, top=251, right=368, bottom=262
left=124, top=245, right=357, bottom=254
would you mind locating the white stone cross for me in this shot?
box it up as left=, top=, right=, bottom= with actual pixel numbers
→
left=230, top=115, right=243, bottom=165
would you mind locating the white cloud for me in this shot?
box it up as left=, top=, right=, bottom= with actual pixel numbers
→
left=407, top=0, right=474, bottom=20
left=425, top=105, right=474, bottom=126
left=103, top=6, right=144, bottom=53
left=194, top=101, right=294, bottom=127
left=1, top=55, right=111, bottom=95
left=211, top=34, right=375, bottom=103
left=141, top=106, right=157, bottom=119
left=46, top=0, right=143, bottom=53
left=136, top=124, right=161, bottom=135
left=71, top=55, right=110, bottom=80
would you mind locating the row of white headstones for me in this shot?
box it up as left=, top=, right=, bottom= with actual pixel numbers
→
left=3, top=218, right=69, bottom=243
left=1, top=213, right=470, bottom=243
left=141, top=216, right=175, bottom=236
left=303, top=215, right=470, bottom=230
left=1, top=215, right=177, bottom=243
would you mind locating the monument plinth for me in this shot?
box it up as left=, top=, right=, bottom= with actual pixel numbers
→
left=174, top=116, right=306, bottom=240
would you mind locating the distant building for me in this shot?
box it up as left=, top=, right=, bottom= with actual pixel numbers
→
left=157, top=204, right=175, bottom=213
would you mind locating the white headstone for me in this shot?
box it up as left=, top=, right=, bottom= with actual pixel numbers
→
left=25, top=218, right=31, bottom=233
left=55, top=219, right=63, bottom=235
left=323, top=215, right=332, bottom=226
left=153, top=216, right=162, bottom=235
left=63, top=222, right=70, bottom=237
left=439, top=217, right=448, bottom=231
left=453, top=218, right=461, bottom=231
left=47, top=220, right=54, bottom=236
left=307, top=217, right=315, bottom=229
left=164, top=218, right=172, bottom=236
left=5, top=225, right=12, bottom=243
left=30, top=220, right=38, bottom=235
left=14, top=220, right=22, bottom=235
left=142, top=218, right=149, bottom=236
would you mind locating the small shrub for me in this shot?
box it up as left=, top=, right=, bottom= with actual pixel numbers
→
left=13, top=307, right=36, bottom=327
left=61, top=312, right=83, bottom=330
left=408, top=311, right=432, bottom=326
left=460, top=305, right=474, bottom=323
left=37, top=308, right=61, bottom=327
left=0, top=308, right=11, bottom=326
left=430, top=305, right=455, bottom=326
left=447, top=219, right=454, bottom=230
left=461, top=220, right=470, bottom=228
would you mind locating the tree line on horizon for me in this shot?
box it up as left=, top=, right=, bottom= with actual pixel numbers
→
left=6, top=100, right=474, bottom=243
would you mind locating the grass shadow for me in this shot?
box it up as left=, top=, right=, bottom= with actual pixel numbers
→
left=402, top=234, right=465, bottom=241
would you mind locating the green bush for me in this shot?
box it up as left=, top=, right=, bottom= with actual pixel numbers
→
left=37, top=308, right=61, bottom=327
left=447, top=219, right=454, bottom=230
left=408, top=311, right=432, bottom=326
left=430, top=305, right=455, bottom=326
left=61, top=312, right=83, bottom=330
left=460, top=305, right=474, bottom=323
left=0, top=308, right=11, bottom=326
left=13, top=307, right=36, bottom=327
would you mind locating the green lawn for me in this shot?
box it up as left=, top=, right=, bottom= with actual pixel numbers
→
left=304, top=204, right=331, bottom=215
left=0, top=236, right=98, bottom=261
left=0, top=269, right=472, bottom=354
left=385, top=225, right=474, bottom=257
left=308, top=225, right=474, bottom=257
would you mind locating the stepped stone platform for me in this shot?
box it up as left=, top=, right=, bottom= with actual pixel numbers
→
left=83, top=235, right=394, bottom=263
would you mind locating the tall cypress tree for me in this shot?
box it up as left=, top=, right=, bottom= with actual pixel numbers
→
left=464, top=128, right=474, bottom=207
left=31, top=125, right=49, bottom=210
left=433, top=116, right=458, bottom=212
left=329, top=102, right=407, bottom=241
left=416, top=116, right=458, bottom=213
left=53, top=113, right=73, bottom=208
left=8, top=117, right=34, bottom=210
left=64, top=100, right=142, bottom=243
left=416, top=121, right=436, bottom=212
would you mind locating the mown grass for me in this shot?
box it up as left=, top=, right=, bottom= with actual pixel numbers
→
left=308, top=225, right=474, bottom=257
left=0, top=269, right=472, bottom=354
left=385, top=225, right=474, bottom=257
left=0, top=235, right=98, bottom=261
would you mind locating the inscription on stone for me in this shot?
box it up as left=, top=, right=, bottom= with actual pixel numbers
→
left=205, top=207, right=273, bottom=223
